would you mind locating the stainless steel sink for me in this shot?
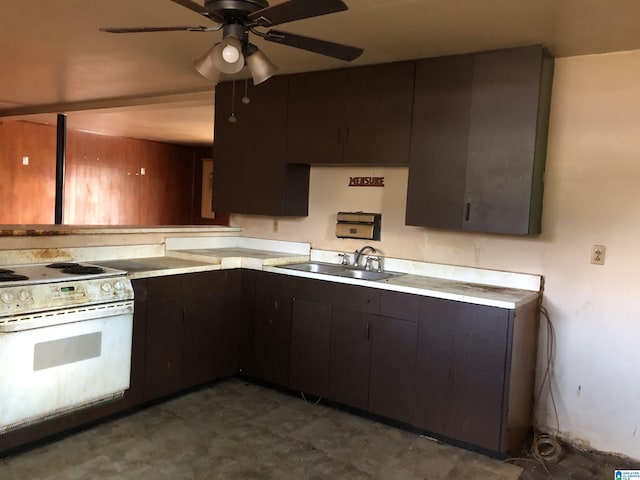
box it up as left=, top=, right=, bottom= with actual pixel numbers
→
left=332, top=269, right=399, bottom=281
left=279, top=262, right=344, bottom=274
left=279, top=262, right=403, bottom=281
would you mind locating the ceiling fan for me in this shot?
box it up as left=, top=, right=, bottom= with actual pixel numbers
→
left=101, top=0, right=364, bottom=85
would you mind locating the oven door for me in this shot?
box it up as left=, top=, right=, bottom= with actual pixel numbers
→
left=0, top=301, right=133, bottom=434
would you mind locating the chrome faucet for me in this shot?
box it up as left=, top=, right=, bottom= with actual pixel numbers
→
left=353, top=245, right=377, bottom=268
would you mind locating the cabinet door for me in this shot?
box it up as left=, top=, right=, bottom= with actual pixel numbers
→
left=144, top=276, right=185, bottom=401
left=343, top=62, right=415, bottom=165
left=464, top=46, right=550, bottom=234
left=252, top=291, right=292, bottom=386
left=217, top=269, right=242, bottom=378
left=125, top=278, right=148, bottom=408
left=182, top=271, right=226, bottom=389
left=328, top=307, right=372, bottom=410
left=447, top=302, right=510, bottom=451
left=212, top=81, right=246, bottom=214
left=406, top=54, right=474, bottom=229
left=251, top=273, right=292, bottom=386
left=415, top=297, right=510, bottom=451
left=144, top=298, right=184, bottom=401
left=414, top=298, right=457, bottom=436
left=406, top=46, right=552, bottom=235
left=213, top=77, right=303, bottom=216
left=289, top=298, right=332, bottom=396
left=286, top=69, right=346, bottom=164
left=369, top=315, right=418, bottom=423
left=239, top=270, right=257, bottom=375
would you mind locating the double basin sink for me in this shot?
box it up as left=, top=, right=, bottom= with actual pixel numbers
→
left=280, top=262, right=404, bottom=281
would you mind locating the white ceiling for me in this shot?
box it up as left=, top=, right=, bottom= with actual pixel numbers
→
left=2, top=0, right=640, bottom=146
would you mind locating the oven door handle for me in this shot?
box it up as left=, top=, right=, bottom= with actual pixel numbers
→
left=0, top=301, right=134, bottom=333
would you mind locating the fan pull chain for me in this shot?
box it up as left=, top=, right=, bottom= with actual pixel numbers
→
left=242, top=78, right=251, bottom=104
left=228, top=80, right=237, bottom=123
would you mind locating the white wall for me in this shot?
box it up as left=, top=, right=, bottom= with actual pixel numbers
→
left=233, top=50, right=640, bottom=460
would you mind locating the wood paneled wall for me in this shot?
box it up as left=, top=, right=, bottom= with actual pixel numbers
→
left=0, top=122, right=57, bottom=224
left=0, top=121, right=228, bottom=226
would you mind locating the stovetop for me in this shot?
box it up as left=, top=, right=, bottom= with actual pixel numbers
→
left=0, top=262, right=126, bottom=286
left=0, top=262, right=134, bottom=319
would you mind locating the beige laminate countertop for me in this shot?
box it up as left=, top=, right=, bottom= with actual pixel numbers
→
left=265, top=265, right=539, bottom=309
left=96, top=256, right=221, bottom=279
left=97, top=248, right=539, bottom=310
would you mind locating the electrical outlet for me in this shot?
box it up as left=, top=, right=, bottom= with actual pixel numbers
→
left=591, top=245, right=606, bottom=265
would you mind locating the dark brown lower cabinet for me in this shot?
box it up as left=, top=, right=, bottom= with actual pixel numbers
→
left=144, top=271, right=240, bottom=402
left=144, top=275, right=186, bottom=401
left=414, top=297, right=520, bottom=452
left=217, top=270, right=242, bottom=378
left=1, top=269, right=537, bottom=458
left=182, top=271, right=236, bottom=389
left=250, top=273, right=292, bottom=386
left=369, top=314, right=418, bottom=423
left=328, top=307, right=372, bottom=411
left=288, top=298, right=332, bottom=396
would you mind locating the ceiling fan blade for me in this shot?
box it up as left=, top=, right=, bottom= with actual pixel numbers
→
left=170, top=0, right=220, bottom=21
left=100, top=26, right=211, bottom=33
left=264, top=30, right=363, bottom=61
left=249, top=0, right=348, bottom=27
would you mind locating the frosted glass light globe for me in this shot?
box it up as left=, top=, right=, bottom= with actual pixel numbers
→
left=222, top=44, right=241, bottom=64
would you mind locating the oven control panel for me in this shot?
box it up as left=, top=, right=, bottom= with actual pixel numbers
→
left=0, top=276, right=134, bottom=318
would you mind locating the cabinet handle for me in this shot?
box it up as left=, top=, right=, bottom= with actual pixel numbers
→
left=365, top=321, right=370, bottom=340
left=465, top=202, right=471, bottom=222
left=337, top=128, right=342, bottom=144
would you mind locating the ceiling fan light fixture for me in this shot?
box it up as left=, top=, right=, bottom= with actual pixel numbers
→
left=212, top=35, right=245, bottom=74
left=246, top=44, right=278, bottom=85
left=194, top=45, right=222, bottom=82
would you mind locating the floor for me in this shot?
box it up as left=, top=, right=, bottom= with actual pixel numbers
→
left=0, top=379, right=637, bottom=479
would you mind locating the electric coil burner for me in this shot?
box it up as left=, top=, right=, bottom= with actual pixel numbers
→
left=46, top=262, right=82, bottom=269
left=0, top=270, right=29, bottom=282
left=0, top=261, right=134, bottom=434
left=46, top=262, right=106, bottom=275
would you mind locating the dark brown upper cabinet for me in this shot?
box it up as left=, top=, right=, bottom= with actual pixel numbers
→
left=406, top=46, right=554, bottom=235
left=286, top=62, right=415, bottom=165
left=213, top=77, right=309, bottom=216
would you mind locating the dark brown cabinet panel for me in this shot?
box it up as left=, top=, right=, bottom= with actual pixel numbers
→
left=446, top=303, right=510, bottom=451
left=414, top=297, right=510, bottom=451
left=405, top=54, right=474, bottom=230
left=406, top=46, right=553, bottom=235
left=343, top=62, right=415, bottom=165
left=286, top=69, right=346, bottom=165
left=331, top=282, right=380, bottom=314
left=182, top=272, right=228, bottom=389
left=289, top=298, right=332, bottom=396
left=463, top=47, right=552, bottom=234
left=218, top=269, right=242, bottom=378
left=328, top=307, right=372, bottom=411
left=369, top=315, right=418, bottom=424
left=250, top=273, right=293, bottom=386
left=144, top=271, right=240, bottom=402
left=144, top=276, right=185, bottom=401
left=286, top=62, right=415, bottom=165
left=126, top=279, right=148, bottom=409
left=239, top=270, right=257, bottom=375
left=213, top=78, right=309, bottom=216
left=144, top=298, right=184, bottom=400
